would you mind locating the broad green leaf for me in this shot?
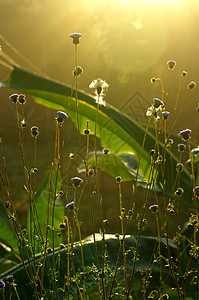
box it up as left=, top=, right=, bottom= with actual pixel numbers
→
left=0, top=201, right=18, bottom=249
left=2, top=235, right=177, bottom=299
left=1, top=67, right=192, bottom=205
left=78, top=151, right=145, bottom=184
left=27, top=169, right=64, bottom=250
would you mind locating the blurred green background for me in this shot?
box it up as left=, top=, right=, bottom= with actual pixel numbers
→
left=0, top=0, right=198, bottom=239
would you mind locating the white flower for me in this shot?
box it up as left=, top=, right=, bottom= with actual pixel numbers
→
left=69, top=33, right=82, bottom=44
left=89, top=78, right=109, bottom=106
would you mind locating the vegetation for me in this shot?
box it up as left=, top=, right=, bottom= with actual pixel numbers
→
left=0, top=35, right=198, bottom=299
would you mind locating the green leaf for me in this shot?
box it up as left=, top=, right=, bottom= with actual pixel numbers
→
left=0, top=201, right=18, bottom=249
left=2, top=235, right=177, bottom=299
left=1, top=66, right=192, bottom=205
left=27, top=169, right=64, bottom=250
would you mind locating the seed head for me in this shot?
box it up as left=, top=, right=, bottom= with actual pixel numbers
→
left=57, top=111, right=68, bottom=124
left=31, top=126, right=39, bottom=138
left=18, top=94, right=26, bottom=105
left=115, top=176, right=122, bottom=183
left=73, top=66, right=83, bottom=77
left=84, top=129, right=90, bottom=135
left=149, top=204, right=158, bottom=213
left=176, top=163, right=183, bottom=172
left=89, top=78, right=109, bottom=106
left=88, top=168, right=94, bottom=176
left=188, top=81, right=196, bottom=90
left=102, top=148, right=110, bottom=155
left=178, top=129, right=192, bottom=141
left=193, top=186, right=199, bottom=197
left=9, top=93, right=18, bottom=103
left=71, top=177, right=83, bottom=188
left=150, top=77, right=156, bottom=83
left=162, top=111, right=170, bottom=120
left=178, top=143, right=186, bottom=152
left=182, top=71, right=188, bottom=77
left=70, top=33, right=82, bottom=44
left=66, top=201, right=74, bottom=209
left=175, top=187, right=184, bottom=196
left=166, top=139, right=173, bottom=147
left=153, top=98, right=164, bottom=109
left=167, top=60, right=176, bottom=70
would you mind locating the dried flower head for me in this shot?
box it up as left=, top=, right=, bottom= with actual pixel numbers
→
left=102, top=148, right=110, bottom=155
left=153, top=98, right=164, bottom=109
left=31, top=126, right=39, bottom=138
left=188, top=81, right=196, bottom=90
left=66, top=201, right=74, bottom=209
left=178, top=143, right=186, bottom=152
left=9, top=93, right=18, bottom=103
left=70, top=33, right=82, bottom=44
left=18, top=94, right=26, bottom=105
left=178, top=129, right=192, bottom=141
left=175, top=187, right=184, bottom=196
left=149, top=204, right=158, bottom=213
left=167, top=60, right=176, bottom=70
left=71, top=177, right=83, bottom=188
left=162, top=111, right=170, bottom=120
left=73, top=66, right=83, bottom=77
left=182, top=71, right=187, bottom=77
left=150, top=77, right=156, bottom=83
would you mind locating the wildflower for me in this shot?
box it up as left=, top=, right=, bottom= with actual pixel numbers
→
left=178, top=143, right=186, bottom=152
left=59, top=223, right=65, bottom=229
left=30, top=126, right=39, bottom=138
left=188, top=81, right=196, bottom=89
left=178, top=129, right=192, bottom=141
left=89, top=78, right=109, bottom=106
left=9, top=93, right=18, bottom=103
left=102, top=148, right=110, bottom=155
left=167, top=60, right=176, bottom=70
left=56, top=111, right=68, bottom=124
left=18, top=94, right=26, bottom=105
left=149, top=204, right=158, bottom=213
left=0, top=279, right=5, bottom=290
left=182, top=71, right=187, bottom=77
left=149, top=149, right=155, bottom=156
left=70, top=33, right=82, bottom=44
left=175, top=187, right=184, bottom=196
left=162, top=111, right=170, bottom=120
left=73, top=66, right=83, bottom=77
left=6, top=275, right=13, bottom=283
left=71, top=177, right=83, bottom=188
left=153, top=98, right=164, bottom=109
left=66, top=201, right=74, bottom=209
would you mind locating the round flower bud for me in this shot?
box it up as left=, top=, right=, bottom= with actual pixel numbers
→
left=175, top=187, right=184, bottom=196
left=71, top=177, right=83, bottom=188
left=70, top=33, right=82, bottom=44
left=167, top=60, right=176, bottom=70
left=178, top=143, right=186, bottom=152
left=115, top=176, right=122, bottom=183
left=149, top=149, right=155, bottom=156
left=166, top=139, right=173, bottom=147
left=59, top=223, right=65, bottom=229
left=188, top=81, right=196, bottom=89
left=9, top=94, right=18, bottom=103
left=150, top=78, right=156, bottom=83
left=153, top=98, right=164, bottom=108
left=149, top=204, right=158, bottom=213
left=30, top=126, right=39, bottom=138
left=84, top=129, right=90, bottom=135
left=102, top=148, right=110, bottom=155
left=193, top=186, right=199, bottom=197
left=181, top=71, right=187, bottom=77
left=176, top=163, right=183, bottom=172
left=162, top=111, right=170, bottom=120
left=18, top=94, right=26, bottom=105
left=178, top=129, right=191, bottom=141
left=88, top=168, right=94, bottom=176
left=73, top=66, right=83, bottom=77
